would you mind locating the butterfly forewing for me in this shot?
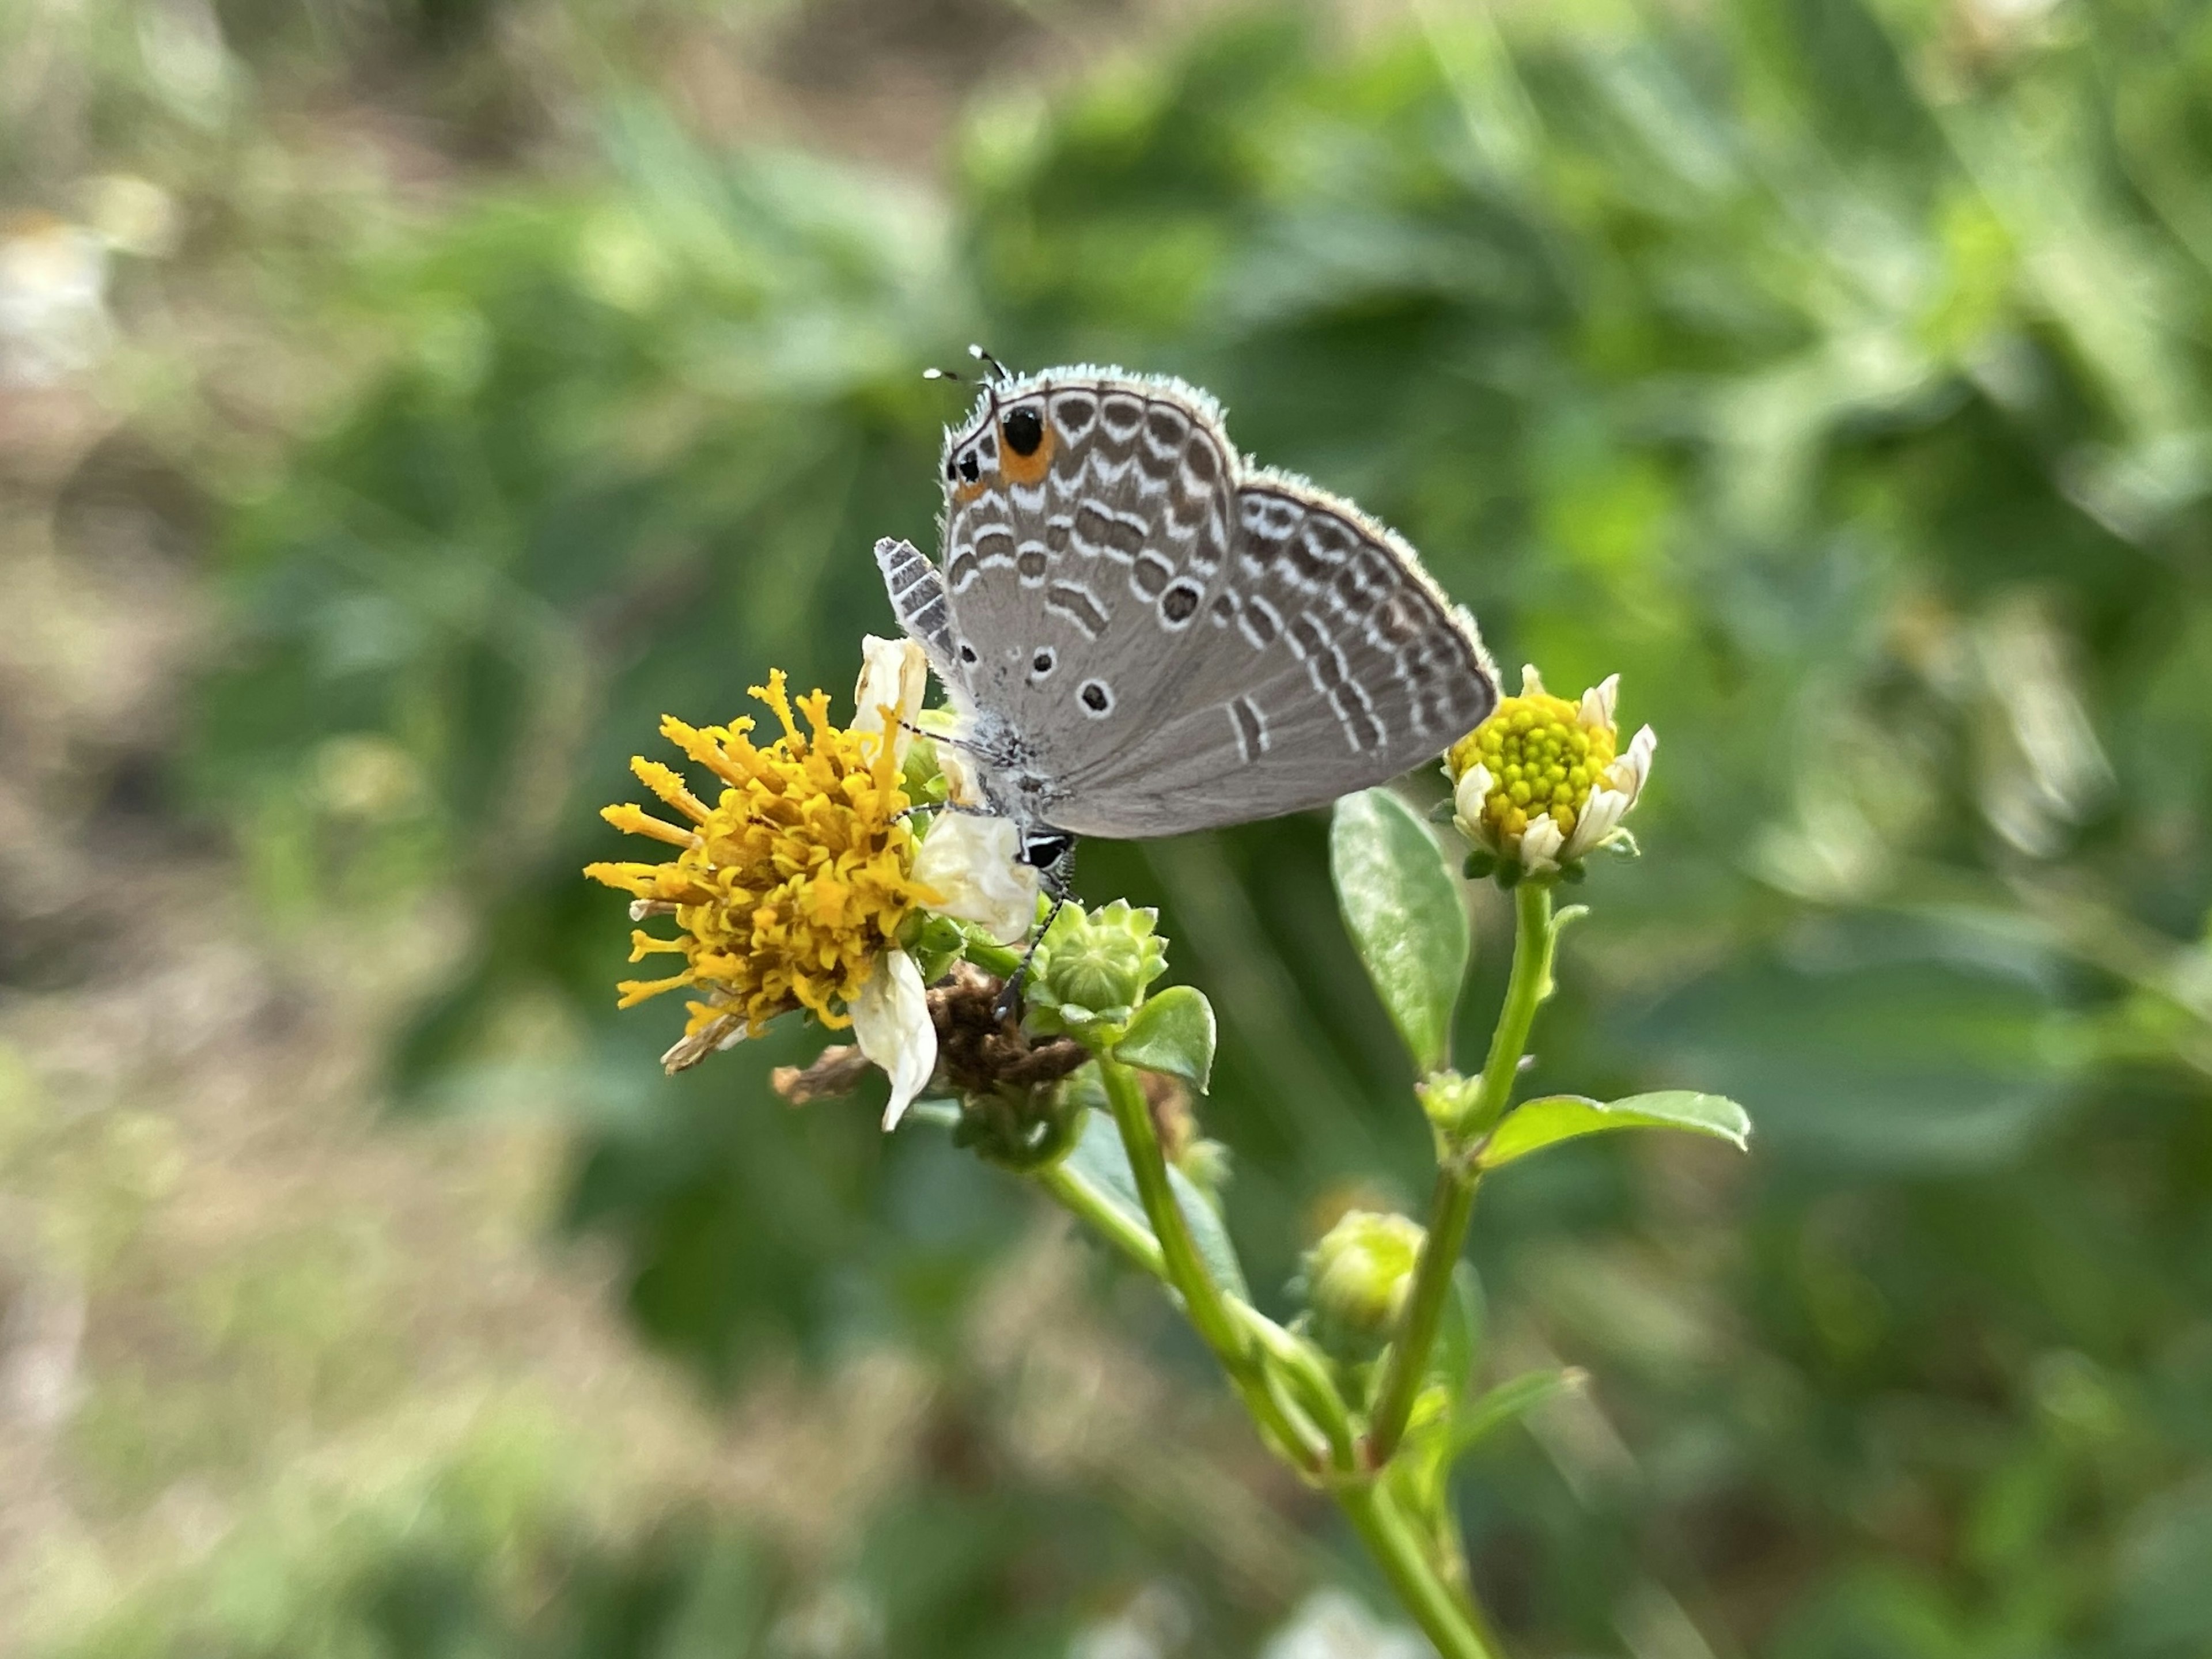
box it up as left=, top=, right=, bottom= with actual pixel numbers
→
left=892, top=367, right=1497, bottom=840
left=936, top=374, right=1238, bottom=741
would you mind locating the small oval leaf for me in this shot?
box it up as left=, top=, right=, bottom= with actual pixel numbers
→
left=1478, top=1090, right=1752, bottom=1171
left=1062, top=1109, right=1249, bottom=1300
left=1330, top=789, right=1469, bottom=1074
left=1113, top=985, right=1217, bottom=1092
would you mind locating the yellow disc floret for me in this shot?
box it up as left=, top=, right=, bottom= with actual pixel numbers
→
left=1449, top=687, right=1617, bottom=845
left=584, top=670, right=934, bottom=1044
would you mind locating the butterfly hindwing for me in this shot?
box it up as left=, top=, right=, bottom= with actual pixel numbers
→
left=1047, top=473, right=1497, bottom=837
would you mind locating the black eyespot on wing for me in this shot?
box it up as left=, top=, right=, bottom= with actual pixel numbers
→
left=958, top=642, right=978, bottom=664
left=1031, top=647, right=1056, bottom=677
left=1080, top=680, right=1112, bottom=714
left=1002, top=407, right=1044, bottom=457
left=958, top=452, right=980, bottom=483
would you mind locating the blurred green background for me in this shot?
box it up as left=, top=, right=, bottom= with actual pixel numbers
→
left=4, top=0, right=2211, bottom=1653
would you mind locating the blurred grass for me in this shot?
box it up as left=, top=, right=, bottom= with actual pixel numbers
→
left=5, top=0, right=2212, bottom=1654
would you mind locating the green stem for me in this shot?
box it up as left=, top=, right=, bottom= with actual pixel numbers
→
left=1465, top=883, right=1560, bottom=1138
left=1095, top=1052, right=1328, bottom=1472
left=1037, top=1134, right=1359, bottom=1469
left=1365, top=882, right=1555, bottom=1467
left=1035, top=1158, right=1166, bottom=1279
left=1337, top=1482, right=1503, bottom=1659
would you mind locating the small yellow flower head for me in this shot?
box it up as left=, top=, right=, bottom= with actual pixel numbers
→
left=1446, top=664, right=1656, bottom=881
left=584, top=666, right=931, bottom=1068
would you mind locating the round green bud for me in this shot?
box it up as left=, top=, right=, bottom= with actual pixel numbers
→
left=1300, top=1209, right=1426, bottom=1355
left=1024, top=899, right=1169, bottom=1039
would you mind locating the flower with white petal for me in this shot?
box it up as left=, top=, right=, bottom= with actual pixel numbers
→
left=1446, top=664, right=1656, bottom=881
left=913, top=812, right=1039, bottom=946
left=585, top=636, right=1035, bottom=1130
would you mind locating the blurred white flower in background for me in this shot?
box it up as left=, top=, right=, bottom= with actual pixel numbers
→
left=0, top=213, right=109, bottom=387
left=82, top=173, right=182, bottom=260
left=1067, top=1582, right=1194, bottom=1659
left=1260, top=1589, right=1430, bottom=1659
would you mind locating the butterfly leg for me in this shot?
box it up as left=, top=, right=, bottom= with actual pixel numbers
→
left=991, top=839, right=1078, bottom=1025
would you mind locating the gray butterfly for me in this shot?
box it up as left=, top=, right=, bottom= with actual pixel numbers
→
left=874, top=365, right=1498, bottom=871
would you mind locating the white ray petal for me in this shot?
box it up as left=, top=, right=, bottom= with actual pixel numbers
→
left=1518, top=813, right=1566, bottom=876
left=854, top=949, right=936, bottom=1131
left=913, top=813, right=1040, bottom=945
left=853, top=634, right=929, bottom=766
left=1580, top=673, right=1619, bottom=731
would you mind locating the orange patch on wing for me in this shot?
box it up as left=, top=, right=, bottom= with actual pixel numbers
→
left=952, top=478, right=988, bottom=506
left=997, top=419, right=1056, bottom=487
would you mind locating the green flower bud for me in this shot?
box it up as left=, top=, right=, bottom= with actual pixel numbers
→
left=1298, top=1209, right=1426, bottom=1358
left=1024, top=900, right=1168, bottom=1040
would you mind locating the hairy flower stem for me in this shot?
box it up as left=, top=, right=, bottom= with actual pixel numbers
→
left=1365, top=884, right=1557, bottom=1468
left=1094, top=1052, right=1328, bottom=1472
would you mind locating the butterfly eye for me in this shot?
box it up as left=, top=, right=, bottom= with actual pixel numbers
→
left=1002, top=407, right=1044, bottom=457
left=957, top=451, right=981, bottom=483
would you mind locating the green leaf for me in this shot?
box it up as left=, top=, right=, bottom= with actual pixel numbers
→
left=1450, top=1368, right=1585, bottom=1456
left=1062, top=1109, right=1249, bottom=1300
left=1330, top=789, right=1469, bottom=1074
left=1432, top=1262, right=1486, bottom=1399
left=1478, top=1091, right=1752, bottom=1171
left=1113, top=985, right=1217, bottom=1092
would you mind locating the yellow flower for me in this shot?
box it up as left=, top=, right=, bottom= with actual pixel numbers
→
left=1446, top=665, right=1656, bottom=879
left=586, top=637, right=1037, bottom=1124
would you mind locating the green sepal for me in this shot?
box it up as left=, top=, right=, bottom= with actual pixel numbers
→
left=1476, top=1090, right=1752, bottom=1171
left=1463, top=850, right=1496, bottom=880
left=900, top=734, right=950, bottom=806
left=1113, top=984, right=1217, bottom=1093
left=1330, top=789, right=1470, bottom=1076
left=899, top=911, right=967, bottom=984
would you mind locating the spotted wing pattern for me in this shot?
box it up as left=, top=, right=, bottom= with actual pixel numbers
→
left=884, top=366, right=1497, bottom=839
left=1047, top=472, right=1498, bottom=837
left=933, top=373, right=1238, bottom=743
left=874, top=533, right=956, bottom=680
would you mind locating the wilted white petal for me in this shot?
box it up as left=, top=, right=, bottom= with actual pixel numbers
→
left=1517, top=662, right=1546, bottom=698
left=853, top=635, right=929, bottom=766
left=913, top=813, right=1039, bottom=944
left=854, top=949, right=936, bottom=1131
left=1518, top=813, right=1566, bottom=876
left=660, top=1011, right=746, bottom=1074
left=1580, top=673, right=1620, bottom=731
left=934, top=740, right=984, bottom=808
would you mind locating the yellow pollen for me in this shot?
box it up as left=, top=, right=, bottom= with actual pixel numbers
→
left=1449, top=690, right=1618, bottom=847
left=584, top=668, right=936, bottom=1043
